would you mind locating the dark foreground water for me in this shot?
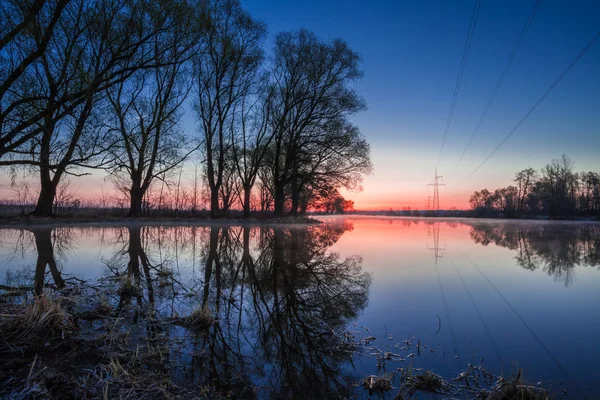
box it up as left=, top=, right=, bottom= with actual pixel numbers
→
left=0, top=217, right=598, bottom=398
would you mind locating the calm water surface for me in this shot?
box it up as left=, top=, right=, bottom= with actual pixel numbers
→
left=0, top=216, right=598, bottom=398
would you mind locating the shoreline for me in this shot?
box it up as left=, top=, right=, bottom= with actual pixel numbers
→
left=338, top=212, right=600, bottom=222
left=319, top=214, right=600, bottom=226
left=0, top=215, right=323, bottom=229
left=1, top=214, right=599, bottom=229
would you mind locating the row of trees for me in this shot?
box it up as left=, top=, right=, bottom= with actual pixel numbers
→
left=469, top=155, right=600, bottom=218
left=0, top=0, right=371, bottom=217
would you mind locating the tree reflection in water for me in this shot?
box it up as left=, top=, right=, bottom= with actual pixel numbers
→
left=469, top=222, right=600, bottom=286
left=0, top=222, right=370, bottom=398
left=185, top=223, right=371, bottom=398
left=0, top=227, right=75, bottom=296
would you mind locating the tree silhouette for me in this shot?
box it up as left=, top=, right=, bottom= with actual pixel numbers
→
left=469, top=223, right=600, bottom=286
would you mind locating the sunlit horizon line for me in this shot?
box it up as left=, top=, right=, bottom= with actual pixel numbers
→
left=0, top=185, right=472, bottom=212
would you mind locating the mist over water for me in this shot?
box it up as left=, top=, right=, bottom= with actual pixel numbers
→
left=0, top=217, right=598, bottom=398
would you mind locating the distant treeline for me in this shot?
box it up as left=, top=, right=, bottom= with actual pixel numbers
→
left=469, top=155, right=599, bottom=218
left=0, top=0, right=370, bottom=219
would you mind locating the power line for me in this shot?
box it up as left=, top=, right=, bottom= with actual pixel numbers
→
left=435, top=0, right=481, bottom=173
left=427, top=224, right=462, bottom=370
left=448, top=0, right=543, bottom=179
left=448, top=256, right=507, bottom=372
left=434, top=261, right=462, bottom=370
left=456, top=248, right=589, bottom=399
left=451, top=30, right=600, bottom=190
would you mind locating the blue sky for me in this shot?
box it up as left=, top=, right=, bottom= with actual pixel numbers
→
left=242, top=0, right=600, bottom=208
left=1, top=1, right=597, bottom=209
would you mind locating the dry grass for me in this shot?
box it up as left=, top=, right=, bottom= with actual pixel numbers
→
left=485, top=373, right=549, bottom=400
left=402, top=370, right=452, bottom=395
left=70, top=356, right=173, bottom=399
left=0, top=296, right=75, bottom=345
left=175, top=305, right=216, bottom=331
left=363, top=373, right=393, bottom=393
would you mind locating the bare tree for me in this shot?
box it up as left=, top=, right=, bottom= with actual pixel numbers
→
left=579, top=171, right=600, bottom=213
left=53, top=176, right=80, bottom=215
left=1, top=0, right=202, bottom=216
left=289, top=119, right=371, bottom=215
left=542, top=154, right=576, bottom=217
left=193, top=0, right=266, bottom=218
left=257, top=165, right=273, bottom=212
left=268, top=29, right=366, bottom=216
left=230, top=84, right=273, bottom=217
left=105, top=44, right=196, bottom=216
left=0, top=0, right=70, bottom=158
left=219, top=154, right=241, bottom=214
left=471, top=155, right=599, bottom=218
left=514, top=167, right=537, bottom=212
left=11, top=180, right=35, bottom=215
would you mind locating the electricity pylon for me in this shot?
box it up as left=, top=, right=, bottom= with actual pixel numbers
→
left=427, top=170, right=446, bottom=216
left=426, top=222, right=445, bottom=264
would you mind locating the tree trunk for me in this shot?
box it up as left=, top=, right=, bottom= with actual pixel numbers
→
left=300, top=195, right=310, bottom=215
left=33, top=228, right=65, bottom=295
left=32, top=176, right=56, bottom=217
left=289, top=180, right=299, bottom=216
left=274, top=182, right=285, bottom=217
left=210, top=187, right=220, bottom=218
left=129, top=226, right=155, bottom=307
left=242, top=226, right=250, bottom=260
left=243, top=185, right=251, bottom=218
left=128, top=185, right=144, bottom=217
left=202, top=227, right=219, bottom=309
left=272, top=227, right=285, bottom=270
left=127, top=227, right=142, bottom=278
left=32, top=122, right=57, bottom=216
left=33, top=95, right=94, bottom=217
